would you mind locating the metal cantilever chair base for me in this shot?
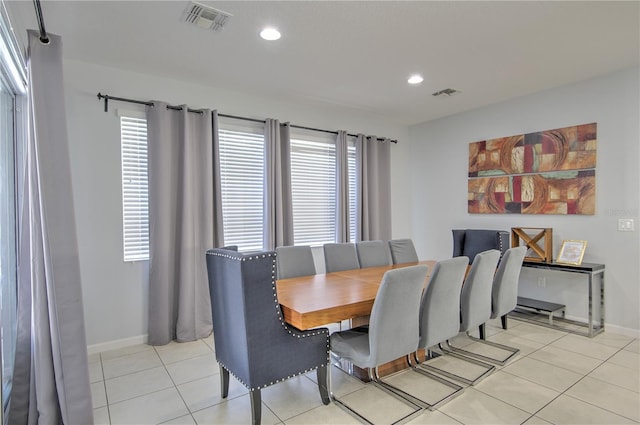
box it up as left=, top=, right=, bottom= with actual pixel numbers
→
left=417, top=342, right=495, bottom=386
left=445, top=329, right=520, bottom=366
left=330, top=364, right=424, bottom=425
left=406, top=353, right=464, bottom=410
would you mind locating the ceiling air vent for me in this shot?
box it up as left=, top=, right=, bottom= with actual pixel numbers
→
left=183, top=2, right=232, bottom=31
left=432, top=88, right=461, bottom=97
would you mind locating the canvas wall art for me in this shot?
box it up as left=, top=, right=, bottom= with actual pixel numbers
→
left=468, top=123, right=596, bottom=215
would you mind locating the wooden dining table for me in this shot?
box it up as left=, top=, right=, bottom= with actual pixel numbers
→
left=276, top=260, right=436, bottom=331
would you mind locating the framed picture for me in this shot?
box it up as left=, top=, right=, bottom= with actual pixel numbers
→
left=556, top=240, right=588, bottom=265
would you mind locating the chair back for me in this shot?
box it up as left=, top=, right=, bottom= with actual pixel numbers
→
left=206, top=248, right=328, bottom=389
left=368, top=265, right=428, bottom=366
left=276, top=245, right=316, bottom=279
left=460, top=249, right=500, bottom=332
left=323, top=243, right=360, bottom=272
left=452, top=229, right=509, bottom=264
left=491, top=246, right=527, bottom=319
left=356, top=240, right=391, bottom=268
left=418, top=257, right=469, bottom=349
left=388, top=238, right=419, bottom=264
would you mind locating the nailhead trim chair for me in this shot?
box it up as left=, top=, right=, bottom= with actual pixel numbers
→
left=452, top=229, right=510, bottom=264
left=206, top=248, right=330, bottom=425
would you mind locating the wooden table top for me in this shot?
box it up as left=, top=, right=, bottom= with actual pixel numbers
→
left=276, top=260, right=436, bottom=330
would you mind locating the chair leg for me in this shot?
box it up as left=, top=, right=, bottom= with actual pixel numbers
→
left=219, top=364, right=229, bottom=398
left=448, top=332, right=520, bottom=366
left=250, top=389, right=261, bottom=425
left=418, top=342, right=495, bottom=386
left=479, top=323, right=486, bottom=340
left=501, top=314, right=508, bottom=330
left=316, top=365, right=330, bottom=405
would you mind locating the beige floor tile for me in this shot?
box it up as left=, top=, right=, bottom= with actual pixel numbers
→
left=504, top=323, right=567, bottom=345
left=449, top=340, right=516, bottom=365
left=448, top=333, right=475, bottom=348
left=88, top=352, right=102, bottom=364
left=591, top=332, right=635, bottom=349
left=608, top=349, right=640, bottom=370
left=522, top=416, right=553, bottom=424
left=326, top=366, right=366, bottom=398
left=566, top=376, right=640, bottom=421
left=474, top=370, right=560, bottom=414
left=624, top=339, right=640, bottom=354
left=549, top=334, right=619, bottom=360
left=102, top=349, right=163, bottom=379
left=420, top=353, right=495, bottom=384
left=191, top=394, right=280, bottom=425
left=109, top=387, right=189, bottom=425
left=487, top=331, right=546, bottom=356
left=384, top=369, right=464, bottom=407
left=159, top=414, right=197, bottom=424
left=537, top=394, right=633, bottom=424
left=261, top=375, right=327, bottom=421
left=105, top=366, right=174, bottom=404
left=91, top=381, right=107, bottom=409
left=100, top=343, right=154, bottom=361
left=202, top=334, right=215, bottom=350
left=528, top=345, right=603, bottom=375
left=177, top=373, right=248, bottom=412
left=89, top=360, right=104, bottom=383
left=589, top=361, right=640, bottom=393
left=438, top=387, right=530, bottom=424
left=164, top=353, right=218, bottom=385
left=284, top=403, right=361, bottom=424
left=467, top=324, right=504, bottom=339
left=93, top=406, right=110, bottom=425
left=155, top=340, right=213, bottom=364
left=406, top=410, right=463, bottom=425
left=502, top=357, right=582, bottom=392
left=339, top=385, right=419, bottom=424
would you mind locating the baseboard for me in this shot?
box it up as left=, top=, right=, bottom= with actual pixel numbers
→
left=87, top=334, right=148, bottom=355
left=603, top=323, right=640, bottom=339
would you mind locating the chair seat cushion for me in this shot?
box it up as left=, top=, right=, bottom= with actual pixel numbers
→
left=330, top=330, right=372, bottom=368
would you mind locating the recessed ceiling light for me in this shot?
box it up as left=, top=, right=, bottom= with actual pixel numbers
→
left=260, top=27, right=281, bottom=41
left=407, top=74, right=424, bottom=85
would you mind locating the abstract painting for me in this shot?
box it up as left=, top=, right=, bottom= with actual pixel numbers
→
left=468, top=123, right=596, bottom=215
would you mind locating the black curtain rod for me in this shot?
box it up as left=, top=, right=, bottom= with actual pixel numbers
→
left=33, top=0, right=49, bottom=44
left=96, top=93, right=397, bottom=144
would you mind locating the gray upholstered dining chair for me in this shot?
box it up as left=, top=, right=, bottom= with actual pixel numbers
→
left=427, top=250, right=499, bottom=385
left=206, top=248, right=330, bottom=425
left=329, top=265, right=428, bottom=423
left=388, top=238, right=419, bottom=264
left=410, top=257, right=468, bottom=408
left=452, top=229, right=510, bottom=264
left=276, top=245, right=316, bottom=279
left=323, top=242, right=360, bottom=273
left=355, top=240, right=391, bottom=268
left=491, top=246, right=527, bottom=330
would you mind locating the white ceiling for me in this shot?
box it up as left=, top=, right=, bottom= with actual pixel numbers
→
left=6, top=0, right=640, bottom=125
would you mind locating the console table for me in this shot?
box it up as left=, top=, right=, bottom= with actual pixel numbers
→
left=512, top=261, right=605, bottom=337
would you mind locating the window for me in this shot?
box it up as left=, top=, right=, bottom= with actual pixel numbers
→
left=290, top=136, right=336, bottom=245
left=0, top=9, right=26, bottom=413
left=348, top=140, right=356, bottom=242
left=219, top=126, right=265, bottom=252
left=120, top=116, right=149, bottom=261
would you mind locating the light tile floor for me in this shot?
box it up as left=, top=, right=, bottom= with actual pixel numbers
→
left=91, top=319, right=640, bottom=424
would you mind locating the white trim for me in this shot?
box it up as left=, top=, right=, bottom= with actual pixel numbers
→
left=87, top=334, right=148, bottom=355
left=602, top=323, right=640, bottom=339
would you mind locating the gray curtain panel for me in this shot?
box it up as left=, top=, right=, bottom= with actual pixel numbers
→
left=264, top=119, right=293, bottom=249
left=8, top=30, right=93, bottom=424
left=356, top=135, right=392, bottom=241
left=335, top=130, right=350, bottom=242
left=147, top=103, right=222, bottom=345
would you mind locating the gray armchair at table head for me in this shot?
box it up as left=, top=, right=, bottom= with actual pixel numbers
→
left=206, top=248, right=330, bottom=425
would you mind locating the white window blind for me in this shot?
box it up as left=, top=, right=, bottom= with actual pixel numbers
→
left=219, top=128, right=265, bottom=252
left=348, top=141, right=357, bottom=242
left=120, top=116, right=149, bottom=261
left=290, top=137, right=336, bottom=246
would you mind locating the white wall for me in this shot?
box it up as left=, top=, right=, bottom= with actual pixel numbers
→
left=62, top=59, right=410, bottom=348
left=408, top=67, right=640, bottom=336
